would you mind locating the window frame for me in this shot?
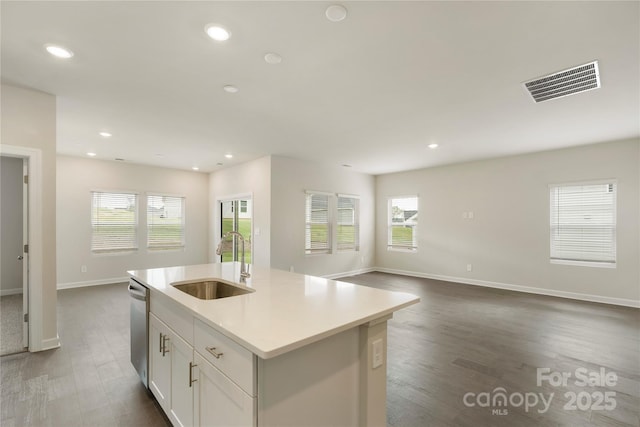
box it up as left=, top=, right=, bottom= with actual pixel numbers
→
left=387, top=195, right=419, bottom=252
left=90, top=190, right=139, bottom=254
left=549, top=180, right=617, bottom=268
left=336, top=194, right=360, bottom=252
left=305, top=191, right=333, bottom=255
left=146, top=193, right=186, bottom=250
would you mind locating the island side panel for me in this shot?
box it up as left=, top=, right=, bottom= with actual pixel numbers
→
left=257, top=327, right=360, bottom=426
left=359, top=315, right=392, bottom=427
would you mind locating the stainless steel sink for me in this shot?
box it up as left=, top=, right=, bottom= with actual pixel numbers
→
left=172, top=280, right=254, bottom=300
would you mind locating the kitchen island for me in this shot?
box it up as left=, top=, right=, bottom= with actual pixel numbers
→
left=129, top=262, right=419, bottom=427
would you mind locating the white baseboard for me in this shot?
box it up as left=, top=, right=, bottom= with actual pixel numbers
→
left=1, top=288, right=23, bottom=296
left=323, top=267, right=376, bottom=280
left=57, top=276, right=130, bottom=290
left=40, top=335, right=61, bottom=351
left=374, top=267, right=640, bottom=308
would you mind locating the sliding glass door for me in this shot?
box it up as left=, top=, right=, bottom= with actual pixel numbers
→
left=219, top=198, right=252, bottom=263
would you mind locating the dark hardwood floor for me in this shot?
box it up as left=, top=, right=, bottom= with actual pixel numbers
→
left=0, top=283, right=170, bottom=427
left=1, top=273, right=638, bottom=426
left=340, top=272, right=640, bottom=427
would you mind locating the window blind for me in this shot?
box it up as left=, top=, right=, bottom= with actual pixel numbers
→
left=305, top=193, right=331, bottom=254
left=91, top=191, right=138, bottom=252
left=550, top=182, right=616, bottom=264
left=337, top=196, right=359, bottom=251
left=147, top=195, right=185, bottom=249
left=388, top=196, right=418, bottom=250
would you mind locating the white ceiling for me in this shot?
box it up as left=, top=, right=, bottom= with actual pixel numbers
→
left=2, top=1, right=639, bottom=175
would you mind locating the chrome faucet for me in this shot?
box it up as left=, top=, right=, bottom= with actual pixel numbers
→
left=216, top=231, right=250, bottom=280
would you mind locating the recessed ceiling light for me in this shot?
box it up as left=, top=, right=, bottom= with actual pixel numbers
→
left=99, top=131, right=112, bottom=138
left=205, top=25, right=231, bottom=41
left=192, top=166, right=200, bottom=171
left=87, top=152, right=97, bottom=157
left=264, top=52, right=283, bottom=65
left=224, top=154, right=233, bottom=159
left=326, top=5, right=348, bottom=22
left=45, top=44, right=74, bottom=58
left=428, top=143, right=439, bottom=149
left=223, top=85, right=239, bottom=93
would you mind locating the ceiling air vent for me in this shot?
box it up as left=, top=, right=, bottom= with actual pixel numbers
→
left=524, top=61, right=600, bottom=103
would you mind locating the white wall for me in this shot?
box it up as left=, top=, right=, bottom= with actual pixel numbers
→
left=270, top=156, right=376, bottom=277
left=57, top=155, right=209, bottom=287
left=1, top=156, right=24, bottom=294
left=1, top=84, right=58, bottom=350
left=209, top=156, right=272, bottom=267
left=375, top=139, right=640, bottom=305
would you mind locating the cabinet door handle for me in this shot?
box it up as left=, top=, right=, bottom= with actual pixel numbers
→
left=206, top=347, right=223, bottom=359
left=162, top=335, right=170, bottom=356
left=189, top=362, right=198, bottom=387
left=159, top=332, right=164, bottom=354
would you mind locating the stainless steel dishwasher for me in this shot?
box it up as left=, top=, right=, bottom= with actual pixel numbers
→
left=128, top=278, right=149, bottom=388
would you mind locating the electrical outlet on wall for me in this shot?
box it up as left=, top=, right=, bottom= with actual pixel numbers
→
left=372, top=339, right=383, bottom=369
left=466, top=264, right=472, bottom=272
left=81, top=265, right=87, bottom=273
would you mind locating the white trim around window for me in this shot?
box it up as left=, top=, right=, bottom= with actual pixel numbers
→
left=337, top=195, right=359, bottom=252
left=305, top=192, right=332, bottom=255
left=147, top=193, right=186, bottom=250
left=387, top=195, right=419, bottom=252
left=90, top=190, right=139, bottom=253
left=549, top=180, right=617, bottom=267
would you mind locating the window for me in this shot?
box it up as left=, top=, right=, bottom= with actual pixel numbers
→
left=147, top=194, right=185, bottom=249
left=388, top=196, right=418, bottom=251
left=550, top=181, right=616, bottom=266
left=337, top=195, right=359, bottom=251
left=240, top=200, right=248, bottom=214
left=305, top=192, right=331, bottom=254
left=91, top=191, right=138, bottom=253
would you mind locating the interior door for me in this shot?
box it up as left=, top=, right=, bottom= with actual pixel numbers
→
left=219, top=198, right=252, bottom=264
left=22, top=159, right=28, bottom=348
left=0, top=155, right=28, bottom=354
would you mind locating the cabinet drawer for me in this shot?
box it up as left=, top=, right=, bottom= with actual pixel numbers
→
left=194, top=318, right=255, bottom=396
left=151, top=293, right=193, bottom=345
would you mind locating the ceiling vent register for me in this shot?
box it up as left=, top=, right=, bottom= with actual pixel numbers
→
left=524, top=61, right=600, bottom=103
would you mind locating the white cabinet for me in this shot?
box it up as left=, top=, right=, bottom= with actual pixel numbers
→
left=193, top=352, right=255, bottom=427
left=193, top=319, right=255, bottom=396
left=193, top=318, right=256, bottom=427
left=149, top=313, right=171, bottom=412
left=169, top=331, right=194, bottom=427
left=149, top=302, right=255, bottom=427
left=149, top=312, right=195, bottom=427
left=148, top=294, right=367, bottom=427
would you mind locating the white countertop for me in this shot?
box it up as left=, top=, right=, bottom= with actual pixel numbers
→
left=128, top=263, right=420, bottom=359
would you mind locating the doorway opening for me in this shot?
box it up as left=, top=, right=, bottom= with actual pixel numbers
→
left=1, top=155, right=29, bottom=355
left=219, top=197, right=252, bottom=264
